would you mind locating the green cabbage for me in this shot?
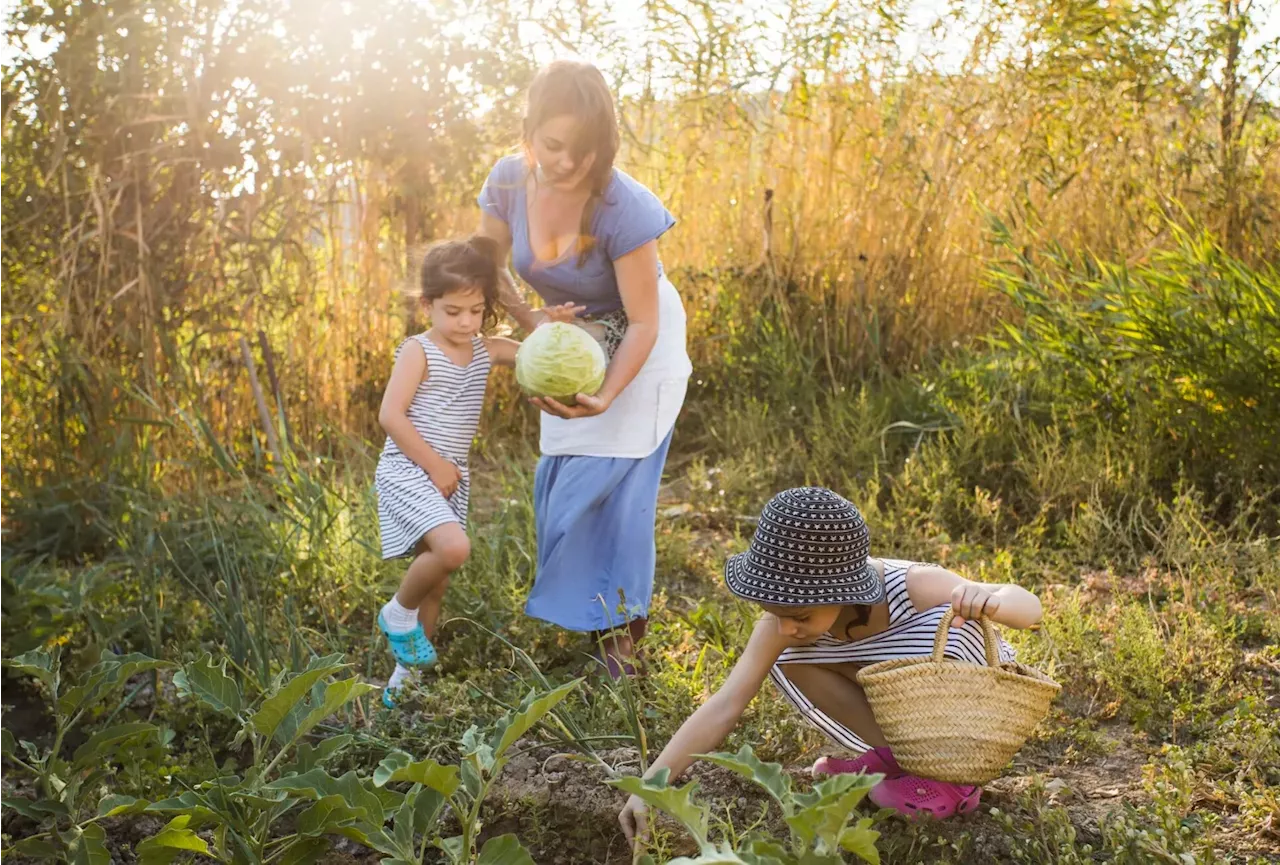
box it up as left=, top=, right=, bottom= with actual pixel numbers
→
left=515, top=322, right=607, bottom=405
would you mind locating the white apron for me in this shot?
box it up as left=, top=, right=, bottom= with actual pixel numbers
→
left=539, top=276, right=692, bottom=459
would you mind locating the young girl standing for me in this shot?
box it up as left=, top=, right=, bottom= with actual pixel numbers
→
left=374, top=235, right=577, bottom=707
left=618, top=487, right=1045, bottom=841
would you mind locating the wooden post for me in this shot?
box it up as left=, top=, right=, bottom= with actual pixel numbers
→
left=762, top=188, right=774, bottom=262
left=240, top=335, right=283, bottom=467
left=257, top=330, right=291, bottom=450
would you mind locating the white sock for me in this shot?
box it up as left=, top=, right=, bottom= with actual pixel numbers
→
left=388, top=663, right=416, bottom=689
left=380, top=597, right=419, bottom=633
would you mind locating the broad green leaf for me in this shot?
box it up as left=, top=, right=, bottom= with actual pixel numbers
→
left=248, top=654, right=346, bottom=742
left=694, top=746, right=792, bottom=810
left=491, top=680, right=580, bottom=760
left=173, top=654, right=243, bottom=717
left=1, top=727, right=17, bottom=758
left=839, top=817, right=881, bottom=864
left=296, top=795, right=363, bottom=836
left=58, top=652, right=172, bottom=717
left=9, top=835, right=60, bottom=858
left=2, top=795, right=69, bottom=820
left=409, top=787, right=446, bottom=837
left=275, top=837, right=330, bottom=865
left=786, top=773, right=880, bottom=851
left=136, top=815, right=212, bottom=863
left=72, top=721, right=159, bottom=767
left=608, top=771, right=711, bottom=850
left=289, top=733, right=353, bottom=773
left=144, top=792, right=222, bottom=828
left=65, top=822, right=111, bottom=865
left=460, top=754, right=484, bottom=799
left=338, top=824, right=399, bottom=856
left=476, top=833, right=536, bottom=865
left=742, top=838, right=790, bottom=865
left=437, top=834, right=465, bottom=864
left=4, top=648, right=56, bottom=689
left=265, top=768, right=394, bottom=822
left=282, top=677, right=377, bottom=750
left=98, top=793, right=149, bottom=817
left=373, top=750, right=461, bottom=795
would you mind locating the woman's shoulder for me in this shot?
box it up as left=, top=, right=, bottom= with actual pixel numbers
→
left=487, top=153, right=529, bottom=185
left=603, top=166, right=663, bottom=208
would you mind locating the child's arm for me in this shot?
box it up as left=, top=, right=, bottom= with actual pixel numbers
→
left=904, top=563, right=1043, bottom=630
left=619, top=615, right=795, bottom=842
left=377, top=340, right=462, bottom=497
left=483, top=336, right=520, bottom=367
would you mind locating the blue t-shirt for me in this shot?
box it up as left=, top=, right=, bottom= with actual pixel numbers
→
left=477, top=154, right=676, bottom=317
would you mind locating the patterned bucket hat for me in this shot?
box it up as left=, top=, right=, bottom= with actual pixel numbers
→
left=724, top=487, right=883, bottom=606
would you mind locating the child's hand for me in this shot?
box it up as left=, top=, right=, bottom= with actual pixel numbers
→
left=619, top=794, right=649, bottom=847
left=950, top=583, right=1000, bottom=627
left=428, top=459, right=462, bottom=499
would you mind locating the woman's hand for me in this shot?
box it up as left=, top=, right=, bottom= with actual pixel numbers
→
left=530, top=391, right=612, bottom=419
left=539, top=302, right=586, bottom=324
left=950, top=583, right=1001, bottom=627
left=619, top=794, right=649, bottom=847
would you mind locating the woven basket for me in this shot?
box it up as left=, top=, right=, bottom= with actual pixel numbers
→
left=856, top=610, right=1061, bottom=784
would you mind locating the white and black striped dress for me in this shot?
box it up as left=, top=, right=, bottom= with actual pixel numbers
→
left=770, top=558, right=1016, bottom=754
left=375, top=334, right=491, bottom=559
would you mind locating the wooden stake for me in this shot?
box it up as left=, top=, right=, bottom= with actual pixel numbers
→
left=239, top=335, right=283, bottom=467
left=257, top=330, right=291, bottom=450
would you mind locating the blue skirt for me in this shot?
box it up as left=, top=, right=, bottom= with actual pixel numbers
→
left=525, top=430, right=674, bottom=632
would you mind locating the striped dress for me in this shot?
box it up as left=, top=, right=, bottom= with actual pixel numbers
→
left=770, top=558, right=1016, bottom=754
left=375, top=333, right=491, bottom=559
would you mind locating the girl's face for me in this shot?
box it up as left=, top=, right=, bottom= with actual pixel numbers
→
left=529, top=114, right=597, bottom=192
left=428, top=285, right=486, bottom=344
left=761, top=603, right=843, bottom=641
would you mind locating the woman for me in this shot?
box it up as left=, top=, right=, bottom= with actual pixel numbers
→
left=618, top=487, right=1045, bottom=840
left=476, top=60, right=692, bottom=675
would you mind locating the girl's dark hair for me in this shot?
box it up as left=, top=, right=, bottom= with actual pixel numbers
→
left=522, top=60, right=620, bottom=267
left=418, top=235, right=502, bottom=332
left=841, top=605, right=873, bottom=640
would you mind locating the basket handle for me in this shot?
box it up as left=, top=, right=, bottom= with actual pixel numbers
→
left=932, top=609, right=1002, bottom=667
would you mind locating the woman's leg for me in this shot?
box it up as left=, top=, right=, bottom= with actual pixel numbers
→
left=779, top=662, right=889, bottom=749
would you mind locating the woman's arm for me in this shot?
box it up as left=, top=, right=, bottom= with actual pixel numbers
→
left=532, top=240, right=660, bottom=419
left=904, top=563, right=1044, bottom=630
left=377, top=342, right=462, bottom=497
left=477, top=213, right=584, bottom=333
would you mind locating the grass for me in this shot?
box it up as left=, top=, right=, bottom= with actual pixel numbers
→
left=3, top=235, right=1279, bottom=862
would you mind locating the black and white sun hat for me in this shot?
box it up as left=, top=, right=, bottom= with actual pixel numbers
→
left=724, top=487, right=884, bottom=606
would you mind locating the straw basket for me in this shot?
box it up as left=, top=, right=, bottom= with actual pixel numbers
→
left=856, top=610, right=1061, bottom=784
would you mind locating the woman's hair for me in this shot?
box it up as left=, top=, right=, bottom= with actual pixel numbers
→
left=522, top=60, right=620, bottom=266
left=418, top=235, right=501, bottom=332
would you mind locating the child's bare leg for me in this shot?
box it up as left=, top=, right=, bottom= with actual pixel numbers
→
left=416, top=574, right=450, bottom=639
left=394, top=523, right=470, bottom=611
left=780, top=662, right=889, bottom=749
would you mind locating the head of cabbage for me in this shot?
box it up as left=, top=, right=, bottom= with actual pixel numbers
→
left=515, top=322, right=607, bottom=405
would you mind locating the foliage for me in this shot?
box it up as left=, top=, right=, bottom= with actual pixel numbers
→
left=610, top=746, right=882, bottom=864
left=1, top=647, right=174, bottom=861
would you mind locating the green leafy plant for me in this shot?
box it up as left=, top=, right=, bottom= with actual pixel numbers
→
left=610, top=745, right=882, bottom=864
left=147, top=653, right=582, bottom=864
left=1, top=646, right=174, bottom=861
left=370, top=678, right=582, bottom=864
left=120, top=651, right=378, bottom=863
